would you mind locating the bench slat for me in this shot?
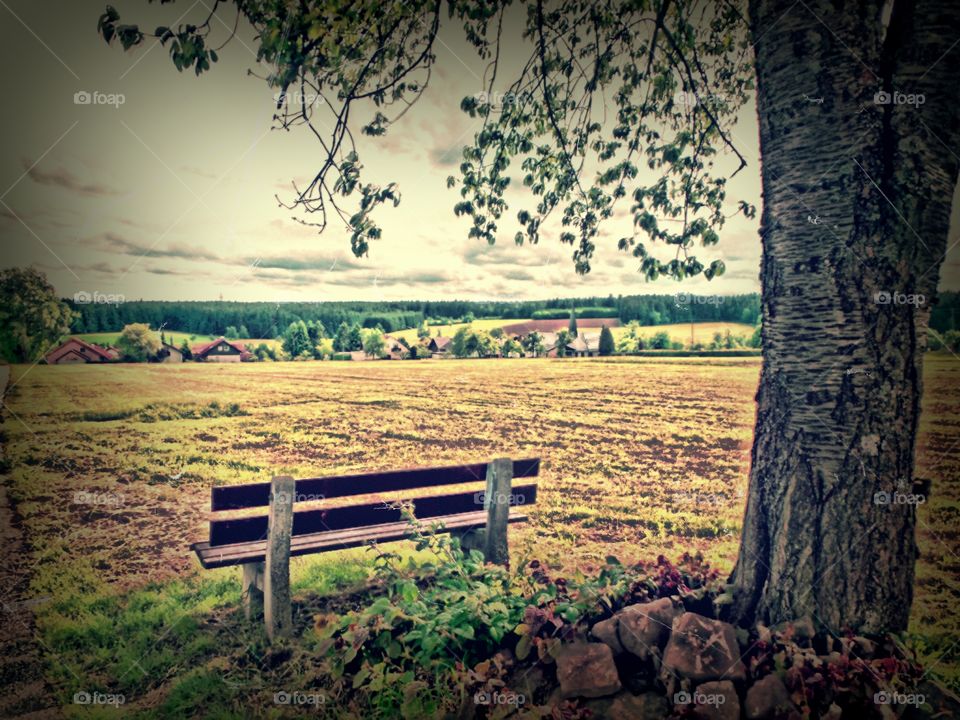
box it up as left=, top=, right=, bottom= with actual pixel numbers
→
left=208, top=483, right=537, bottom=547
left=193, top=509, right=529, bottom=569
left=210, top=457, right=540, bottom=511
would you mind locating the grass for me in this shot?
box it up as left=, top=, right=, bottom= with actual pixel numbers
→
left=3, top=355, right=958, bottom=714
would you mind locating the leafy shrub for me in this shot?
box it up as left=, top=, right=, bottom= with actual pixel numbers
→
left=331, top=352, right=353, bottom=361
left=310, top=510, right=551, bottom=718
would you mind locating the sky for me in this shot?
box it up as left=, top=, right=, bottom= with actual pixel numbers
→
left=0, top=1, right=956, bottom=302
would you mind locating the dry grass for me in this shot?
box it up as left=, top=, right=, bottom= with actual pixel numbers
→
left=2, top=354, right=958, bottom=705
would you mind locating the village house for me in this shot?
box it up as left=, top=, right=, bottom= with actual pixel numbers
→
left=427, top=336, right=452, bottom=356
left=191, top=337, right=252, bottom=362
left=382, top=335, right=408, bottom=360
left=157, top=341, right=184, bottom=363
left=545, top=332, right=597, bottom=358
left=44, top=338, right=115, bottom=365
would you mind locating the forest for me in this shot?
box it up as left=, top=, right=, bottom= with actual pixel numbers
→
left=68, top=293, right=763, bottom=336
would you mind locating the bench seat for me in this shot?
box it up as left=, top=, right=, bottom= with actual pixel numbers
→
left=192, top=508, right=530, bottom=569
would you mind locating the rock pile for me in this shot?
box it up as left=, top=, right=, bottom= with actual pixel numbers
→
left=484, top=599, right=960, bottom=719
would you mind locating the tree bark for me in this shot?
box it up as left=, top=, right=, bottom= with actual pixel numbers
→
left=729, top=0, right=960, bottom=633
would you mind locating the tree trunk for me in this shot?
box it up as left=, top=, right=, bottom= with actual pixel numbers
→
left=729, top=0, right=960, bottom=633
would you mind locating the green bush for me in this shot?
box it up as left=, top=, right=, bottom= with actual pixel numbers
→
left=331, top=352, right=353, bottom=361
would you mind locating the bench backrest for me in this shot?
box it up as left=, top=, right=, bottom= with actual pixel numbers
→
left=207, top=458, right=540, bottom=547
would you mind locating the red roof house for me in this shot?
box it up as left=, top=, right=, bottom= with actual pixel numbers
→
left=44, top=338, right=114, bottom=365
left=191, top=337, right=252, bottom=362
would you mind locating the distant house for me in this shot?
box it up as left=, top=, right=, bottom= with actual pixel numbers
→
left=44, top=338, right=114, bottom=365
left=192, top=337, right=251, bottom=362
left=382, top=335, right=408, bottom=360
left=545, top=332, right=596, bottom=358
left=428, top=336, right=452, bottom=355
left=157, top=342, right=184, bottom=363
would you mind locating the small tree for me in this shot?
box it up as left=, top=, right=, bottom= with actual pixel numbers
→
left=555, top=329, right=572, bottom=357
left=501, top=338, right=522, bottom=358
left=416, top=320, right=430, bottom=340
left=0, top=267, right=75, bottom=363
left=179, top=339, right=193, bottom=361
left=521, top=331, right=544, bottom=358
left=649, top=331, right=671, bottom=350
left=117, top=323, right=160, bottom=362
left=224, top=325, right=239, bottom=339
left=568, top=309, right=578, bottom=336
left=315, top=338, right=335, bottom=359
left=451, top=325, right=475, bottom=358
left=347, top=324, right=364, bottom=351
left=281, top=320, right=312, bottom=358
left=306, top=320, right=326, bottom=343
left=333, top=322, right=351, bottom=352
left=598, top=326, right=615, bottom=356
left=361, top=328, right=386, bottom=358
left=237, top=324, right=250, bottom=338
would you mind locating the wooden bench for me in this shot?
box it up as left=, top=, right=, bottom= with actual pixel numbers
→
left=191, top=457, right=540, bottom=639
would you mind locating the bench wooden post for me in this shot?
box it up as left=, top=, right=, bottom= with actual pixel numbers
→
left=241, top=561, right=264, bottom=619
left=264, top=475, right=294, bottom=640
left=483, top=457, right=512, bottom=566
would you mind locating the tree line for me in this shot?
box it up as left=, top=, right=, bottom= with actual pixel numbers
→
left=68, top=293, right=771, bottom=338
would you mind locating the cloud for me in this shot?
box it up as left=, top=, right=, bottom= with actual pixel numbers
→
left=322, top=270, right=452, bottom=288
left=248, top=254, right=368, bottom=272
left=26, top=164, right=121, bottom=196
left=430, top=144, right=464, bottom=167
left=503, top=269, right=536, bottom=282
left=98, top=232, right=221, bottom=261
left=463, top=241, right=550, bottom=268
left=179, top=164, right=219, bottom=180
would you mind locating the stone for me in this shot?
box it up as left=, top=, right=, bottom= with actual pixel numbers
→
left=744, top=673, right=794, bottom=720
left=608, top=691, right=670, bottom=720
left=662, top=613, right=747, bottom=682
left=555, top=642, right=622, bottom=699
left=691, top=680, right=740, bottom=720
left=618, top=597, right=683, bottom=660
left=591, top=615, right=625, bottom=654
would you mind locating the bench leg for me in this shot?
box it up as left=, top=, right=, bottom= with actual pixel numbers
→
left=242, top=562, right=264, bottom=620
left=483, top=458, right=513, bottom=566
left=265, top=476, right=295, bottom=640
